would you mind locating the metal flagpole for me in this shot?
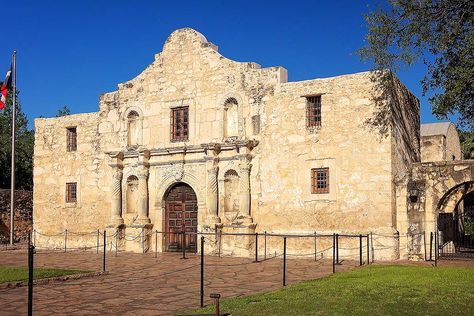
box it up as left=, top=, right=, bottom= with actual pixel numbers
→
left=10, top=51, right=17, bottom=245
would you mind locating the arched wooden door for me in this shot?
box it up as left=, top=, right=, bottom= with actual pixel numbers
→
left=165, top=183, right=198, bottom=252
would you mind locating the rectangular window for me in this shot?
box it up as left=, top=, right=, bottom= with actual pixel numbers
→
left=311, top=168, right=329, bottom=194
left=66, top=182, right=77, bottom=203
left=306, top=96, right=321, bottom=127
left=171, top=107, right=189, bottom=142
left=66, top=127, right=77, bottom=152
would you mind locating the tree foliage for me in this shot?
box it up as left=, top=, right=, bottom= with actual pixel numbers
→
left=359, top=0, right=474, bottom=127
left=0, top=91, right=34, bottom=190
left=55, top=105, right=71, bottom=117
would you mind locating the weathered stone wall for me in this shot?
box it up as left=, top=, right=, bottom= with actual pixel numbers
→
left=33, top=28, right=420, bottom=260
left=421, top=135, right=445, bottom=162
left=420, top=123, right=462, bottom=162
left=33, top=113, right=111, bottom=245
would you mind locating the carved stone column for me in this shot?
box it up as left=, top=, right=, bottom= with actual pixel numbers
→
left=137, top=168, right=150, bottom=224
left=110, top=168, right=124, bottom=225
left=239, top=160, right=252, bottom=223
left=207, top=165, right=220, bottom=223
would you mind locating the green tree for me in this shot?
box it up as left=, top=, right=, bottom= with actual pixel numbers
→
left=0, top=90, right=34, bottom=190
left=359, top=0, right=474, bottom=127
left=55, top=105, right=70, bottom=117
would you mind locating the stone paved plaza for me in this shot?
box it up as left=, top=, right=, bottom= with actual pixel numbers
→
left=0, top=249, right=357, bottom=315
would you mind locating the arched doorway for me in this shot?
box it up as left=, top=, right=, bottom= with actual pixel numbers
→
left=164, top=182, right=198, bottom=252
left=437, top=182, right=474, bottom=257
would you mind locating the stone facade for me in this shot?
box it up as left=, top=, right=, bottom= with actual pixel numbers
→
left=33, top=28, right=421, bottom=260
left=420, top=122, right=462, bottom=162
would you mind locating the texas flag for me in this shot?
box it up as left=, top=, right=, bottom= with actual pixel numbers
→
left=0, top=65, right=12, bottom=110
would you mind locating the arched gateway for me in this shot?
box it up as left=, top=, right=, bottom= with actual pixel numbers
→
left=164, top=183, right=198, bottom=252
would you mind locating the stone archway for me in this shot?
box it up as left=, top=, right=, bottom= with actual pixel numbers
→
left=436, top=181, right=474, bottom=256
left=164, top=182, right=198, bottom=253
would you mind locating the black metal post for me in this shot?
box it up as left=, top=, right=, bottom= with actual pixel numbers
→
left=332, top=233, right=336, bottom=273
left=182, top=231, right=187, bottom=259
left=359, top=234, right=363, bottom=266
left=434, top=231, right=438, bottom=267
left=64, top=229, right=68, bottom=253
left=115, top=229, right=118, bottom=257
left=200, top=236, right=205, bottom=308
left=154, top=230, right=158, bottom=258
left=254, top=233, right=259, bottom=262
left=429, top=232, right=433, bottom=261
left=282, top=236, right=287, bottom=287
left=264, top=231, right=267, bottom=261
left=314, top=232, right=317, bottom=262
left=28, top=233, right=34, bottom=316
left=103, top=230, right=106, bottom=272
left=366, top=234, right=370, bottom=265
left=33, top=229, right=36, bottom=247
left=423, top=230, right=427, bottom=261
left=96, top=229, right=99, bottom=254
left=336, top=233, right=339, bottom=264
left=370, top=232, right=374, bottom=263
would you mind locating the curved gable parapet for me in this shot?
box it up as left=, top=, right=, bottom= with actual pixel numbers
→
left=163, top=28, right=218, bottom=54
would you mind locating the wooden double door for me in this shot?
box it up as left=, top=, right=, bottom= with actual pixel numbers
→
left=165, top=183, right=198, bottom=252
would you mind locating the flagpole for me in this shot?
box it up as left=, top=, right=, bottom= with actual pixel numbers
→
left=10, top=51, right=16, bottom=245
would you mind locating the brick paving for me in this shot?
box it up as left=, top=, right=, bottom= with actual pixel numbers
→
left=0, top=249, right=357, bottom=315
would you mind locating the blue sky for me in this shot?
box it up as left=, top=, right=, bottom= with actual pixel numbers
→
left=2, top=0, right=447, bottom=128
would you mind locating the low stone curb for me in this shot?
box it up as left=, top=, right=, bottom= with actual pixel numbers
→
left=1, top=271, right=108, bottom=289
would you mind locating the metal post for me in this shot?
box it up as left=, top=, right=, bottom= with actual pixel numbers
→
left=434, top=230, right=438, bottom=267
left=33, top=229, right=36, bottom=247
left=423, top=230, right=427, bottom=261
left=254, top=232, right=259, bottom=262
left=115, top=229, right=118, bottom=257
left=336, top=233, right=339, bottom=264
left=264, top=231, right=267, bottom=260
left=64, top=229, right=68, bottom=253
left=96, top=229, right=99, bottom=254
left=332, top=233, right=336, bottom=273
left=359, top=234, right=363, bottom=266
left=141, top=228, right=144, bottom=254
left=366, top=234, right=370, bottom=265
left=181, top=231, right=187, bottom=259
left=154, top=230, right=158, bottom=258
left=314, top=232, right=317, bottom=261
left=103, top=230, right=106, bottom=272
left=10, top=51, right=17, bottom=246
left=210, top=293, right=221, bottom=316
left=429, top=232, right=433, bottom=261
left=370, top=232, right=374, bottom=263
left=200, top=236, right=205, bottom=308
left=282, top=236, right=287, bottom=287
left=27, top=232, right=34, bottom=316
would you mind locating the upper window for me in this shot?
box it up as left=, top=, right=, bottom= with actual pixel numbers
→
left=311, top=168, right=329, bottom=194
left=306, top=96, right=321, bottom=127
left=66, top=127, right=77, bottom=152
left=171, top=107, right=189, bottom=142
left=66, top=182, right=77, bottom=203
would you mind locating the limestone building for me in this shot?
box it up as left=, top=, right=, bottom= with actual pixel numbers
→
left=420, top=122, right=462, bottom=162
left=33, top=28, right=422, bottom=260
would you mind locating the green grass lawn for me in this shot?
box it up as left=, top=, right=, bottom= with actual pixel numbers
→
left=187, top=265, right=474, bottom=316
left=0, top=266, right=88, bottom=283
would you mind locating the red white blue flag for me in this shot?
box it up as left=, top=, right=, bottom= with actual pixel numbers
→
left=0, top=65, right=12, bottom=110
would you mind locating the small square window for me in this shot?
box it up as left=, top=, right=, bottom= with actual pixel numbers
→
left=66, top=127, right=77, bottom=152
left=66, top=182, right=77, bottom=203
left=311, top=168, right=329, bottom=194
left=306, top=96, right=321, bottom=127
left=171, top=107, right=189, bottom=142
